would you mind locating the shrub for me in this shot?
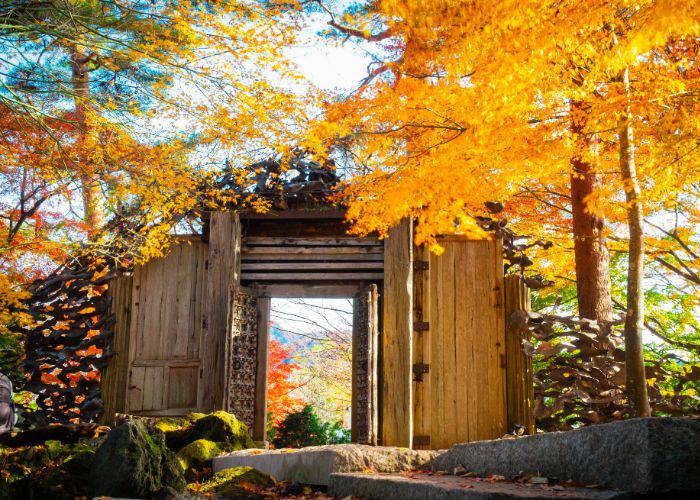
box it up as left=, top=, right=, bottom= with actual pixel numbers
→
left=272, top=405, right=350, bottom=448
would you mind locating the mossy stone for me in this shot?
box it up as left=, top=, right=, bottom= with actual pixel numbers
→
left=193, top=466, right=275, bottom=497
left=188, top=411, right=256, bottom=451
left=89, top=419, right=186, bottom=498
left=177, top=439, right=222, bottom=479
left=154, top=412, right=206, bottom=434
left=155, top=413, right=207, bottom=450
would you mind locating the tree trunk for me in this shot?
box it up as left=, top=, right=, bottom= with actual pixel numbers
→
left=569, top=100, right=614, bottom=323
left=618, top=66, right=652, bottom=417
left=70, top=43, right=104, bottom=239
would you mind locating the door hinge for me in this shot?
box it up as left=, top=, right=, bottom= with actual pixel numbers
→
left=414, top=321, right=429, bottom=332
left=413, top=363, right=430, bottom=382
left=413, top=435, right=431, bottom=447
left=413, top=260, right=429, bottom=271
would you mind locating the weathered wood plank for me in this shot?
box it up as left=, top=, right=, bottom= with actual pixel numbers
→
left=453, top=241, right=471, bottom=444
left=412, top=245, right=431, bottom=449
left=240, top=209, right=347, bottom=220
left=241, top=261, right=384, bottom=271
left=190, top=243, right=208, bottom=359
left=381, top=218, right=413, bottom=447
left=255, top=284, right=362, bottom=298
left=430, top=243, right=444, bottom=448
left=253, top=297, right=271, bottom=442
left=426, top=237, right=507, bottom=449
left=100, top=274, right=133, bottom=425
left=168, top=366, right=199, bottom=409
left=131, top=359, right=199, bottom=367
left=127, top=366, right=145, bottom=412
left=200, top=212, right=241, bottom=411
left=443, top=243, right=457, bottom=448
left=242, top=246, right=383, bottom=255
left=241, top=253, right=383, bottom=261
left=174, top=243, right=193, bottom=358
left=504, top=275, right=534, bottom=435
left=118, top=240, right=209, bottom=416
left=440, top=243, right=456, bottom=448
left=244, top=237, right=382, bottom=246
left=242, top=272, right=384, bottom=281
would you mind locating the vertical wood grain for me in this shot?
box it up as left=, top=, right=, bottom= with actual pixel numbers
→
left=504, top=275, right=535, bottom=435
left=426, top=237, right=507, bottom=449
left=381, top=218, right=413, bottom=447
left=200, top=212, right=241, bottom=411
left=100, top=274, right=133, bottom=424
left=253, top=296, right=270, bottom=442
left=412, top=245, right=431, bottom=449
left=122, top=239, right=208, bottom=416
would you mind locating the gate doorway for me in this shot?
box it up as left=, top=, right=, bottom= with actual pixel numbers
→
left=268, top=297, right=353, bottom=443
left=226, top=283, right=379, bottom=445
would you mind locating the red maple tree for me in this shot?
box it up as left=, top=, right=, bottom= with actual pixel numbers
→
left=266, top=339, right=304, bottom=425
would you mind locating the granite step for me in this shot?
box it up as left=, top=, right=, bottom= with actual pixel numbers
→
left=329, top=472, right=631, bottom=499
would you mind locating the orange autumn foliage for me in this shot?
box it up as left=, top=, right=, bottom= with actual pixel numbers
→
left=310, top=1, right=700, bottom=286
left=266, top=339, right=304, bottom=426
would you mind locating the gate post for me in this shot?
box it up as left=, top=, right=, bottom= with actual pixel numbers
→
left=381, top=218, right=414, bottom=447
left=200, top=212, right=242, bottom=411
left=504, top=275, right=535, bottom=435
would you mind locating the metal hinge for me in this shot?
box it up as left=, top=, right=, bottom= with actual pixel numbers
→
left=413, top=260, right=429, bottom=271
left=413, top=435, right=431, bottom=447
left=414, top=321, right=429, bottom=332
left=413, top=363, right=430, bottom=382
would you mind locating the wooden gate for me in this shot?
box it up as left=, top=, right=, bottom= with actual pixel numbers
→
left=412, top=236, right=507, bottom=449
left=104, top=211, right=527, bottom=447
left=125, top=240, right=208, bottom=415
left=351, top=283, right=380, bottom=444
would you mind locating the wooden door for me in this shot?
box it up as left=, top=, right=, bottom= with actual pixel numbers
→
left=414, top=237, right=507, bottom=449
left=351, top=283, right=380, bottom=445
left=224, top=285, right=260, bottom=429
left=126, top=241, right=208, bottom=415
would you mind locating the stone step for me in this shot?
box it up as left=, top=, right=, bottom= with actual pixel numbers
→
left=212, top=444, right=438, bottom=486
left=432, top=417, right=699, bottom=494
left=329, top=472, right=631, bottom=499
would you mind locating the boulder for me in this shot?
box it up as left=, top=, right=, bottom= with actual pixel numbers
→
left=158, top=411, right=256, bottom=453
left=177, top=439, right=222, bottom=479
left=89, top=419, right=186, bottom=498
left=188, top=411, right=256, bottom=452
left=194, top=466, right=275, bottom=498
left=155, top=413, right=206, bottom=451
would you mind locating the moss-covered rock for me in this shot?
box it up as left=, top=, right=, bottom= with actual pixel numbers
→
left=154, top=412, right=206, bottom=434
left=192, top=466, right=275, bottom=497
left=89, top=419, right=186, bottom=498
left=155, top=412, right=207, bottom=450
left=159, top=411, right=256, bottom=454
left=177, top=439, right=222, bottom=479
left=188, top=411, right=256, bottom=452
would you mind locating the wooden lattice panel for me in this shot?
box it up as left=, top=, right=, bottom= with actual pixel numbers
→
left=226, top=286, right=259, bottom=427
left=351, top=284, right=379, bottom=444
